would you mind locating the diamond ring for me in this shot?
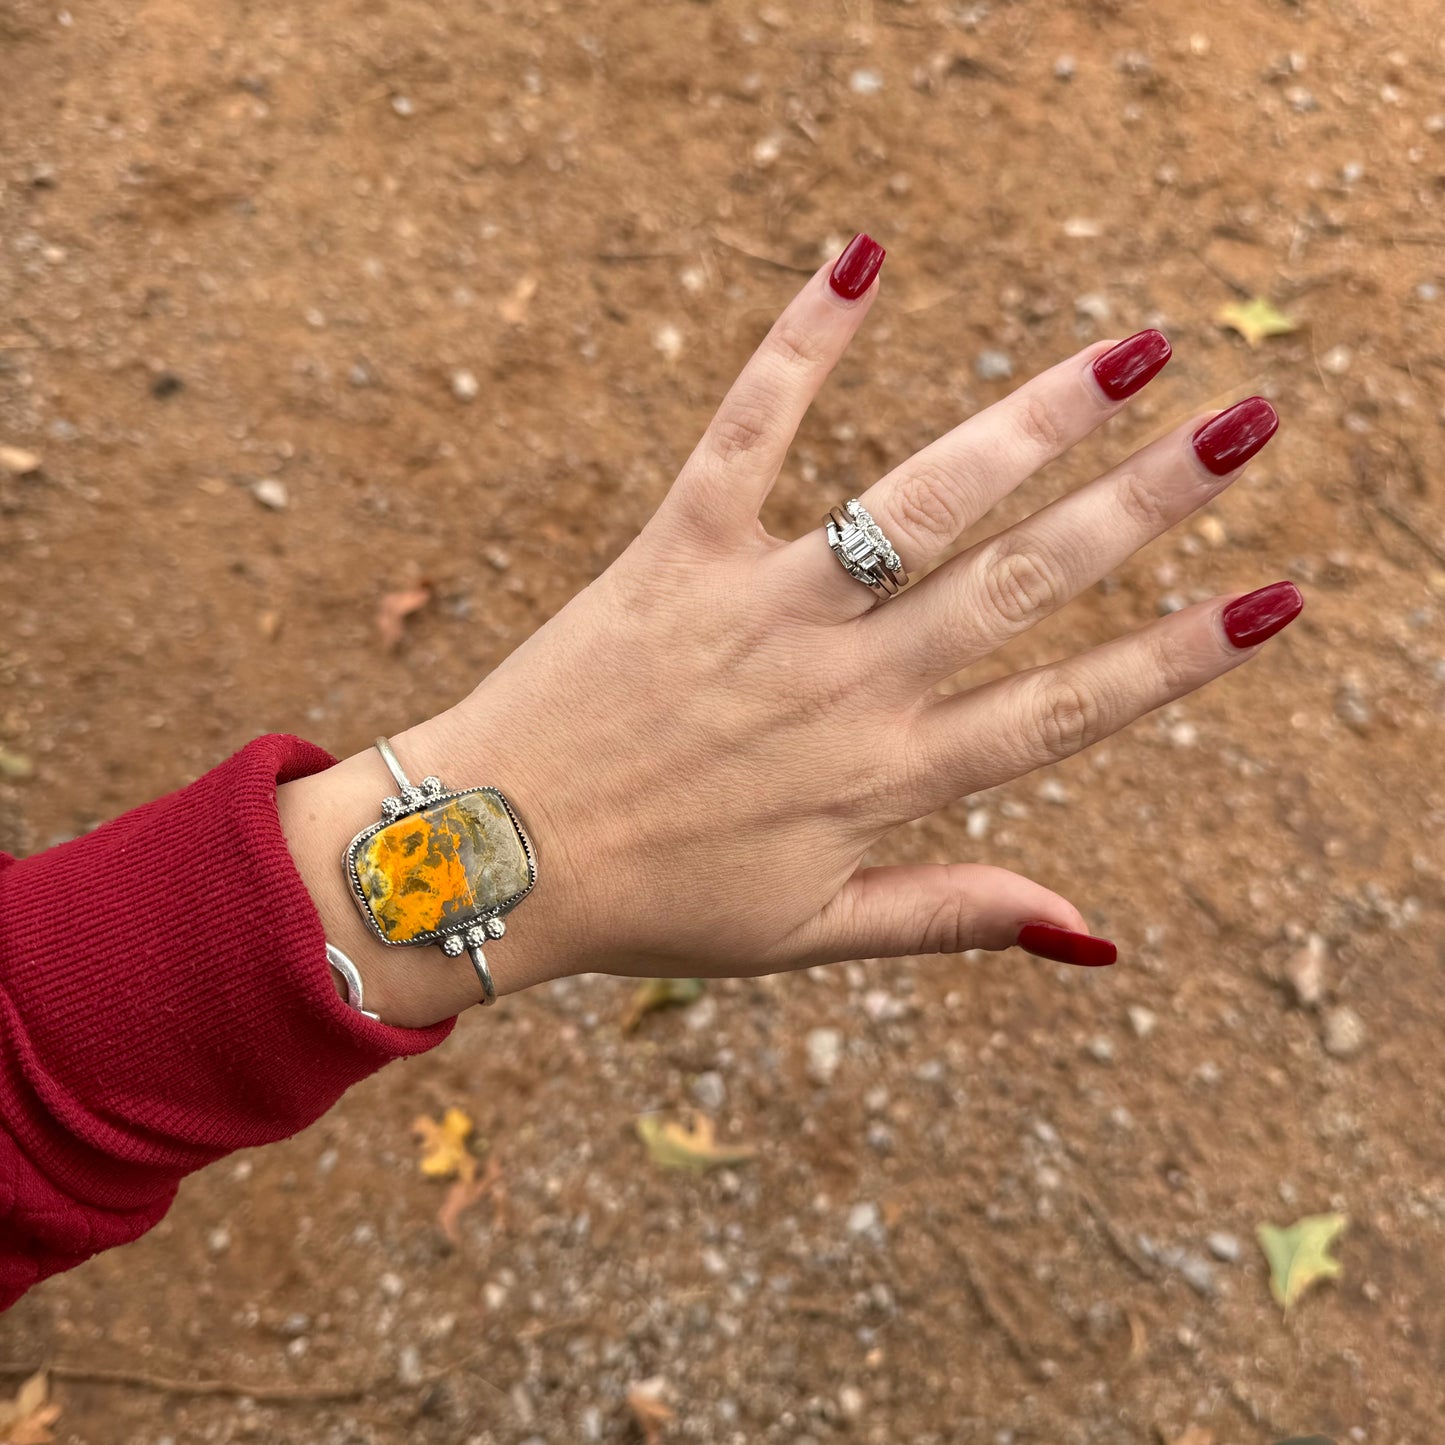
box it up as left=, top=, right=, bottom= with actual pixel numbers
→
left=824, top=498, right=909, bottom=601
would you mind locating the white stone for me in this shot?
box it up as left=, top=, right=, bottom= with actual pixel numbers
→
left=251, top=477, right=288, bottom=510
left=450, top=368, right=480, bottom=401
left=1284, top=932, right=1328, bottom=1008
left=1322, top=1005, right=1366, bottom=1058
left=806, top=1027, right=844, bottom=1085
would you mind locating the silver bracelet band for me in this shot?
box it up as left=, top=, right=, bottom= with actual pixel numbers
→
left=326, top=942, right=381, bottom=1021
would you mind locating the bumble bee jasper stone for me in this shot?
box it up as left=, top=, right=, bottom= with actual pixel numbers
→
left=353, top=790, right=530, bottom=943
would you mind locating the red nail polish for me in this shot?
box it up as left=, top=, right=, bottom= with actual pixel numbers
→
left=829, top=233, right=886, bottom=300
left=1017, top=921, right=1117, bottom=968
left=1091, top=329, right=1172, bottom=401
left=1192, top=396, right=1279, bottom=475
left=1222, top=580, right=1304, bottom=649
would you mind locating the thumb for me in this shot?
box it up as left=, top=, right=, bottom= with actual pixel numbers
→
left=776, top=862, right=1116, bottom=970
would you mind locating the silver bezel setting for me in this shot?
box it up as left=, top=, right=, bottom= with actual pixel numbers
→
left=343, top=784, right=537, bottom=951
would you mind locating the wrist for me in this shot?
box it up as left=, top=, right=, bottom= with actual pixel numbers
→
left=276, top=710, right=571, bottom=1029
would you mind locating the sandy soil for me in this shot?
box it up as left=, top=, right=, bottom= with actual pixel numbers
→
left=2, top=0, right=1443, bottom=1440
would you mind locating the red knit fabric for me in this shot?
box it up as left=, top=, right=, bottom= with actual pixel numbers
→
left=0, top=734, right=456, bottom=1311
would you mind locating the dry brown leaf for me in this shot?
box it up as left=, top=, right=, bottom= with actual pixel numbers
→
left=377, top=584, right=431, bottom=650
left=620, top=977, right=703, bottom=1034
left=0, top=1370, right=61, bottom=1443
left=626, top=1377, right=674, bottom=1445
left=437, top=1154, right=505, bottom=1244
left=636, top=1111, right=755, bottom=1172
left=413, top=1106, right=478, bottom=1183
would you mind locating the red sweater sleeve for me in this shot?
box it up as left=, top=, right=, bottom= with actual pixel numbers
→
left=0, top=734, right=456, bottom=1311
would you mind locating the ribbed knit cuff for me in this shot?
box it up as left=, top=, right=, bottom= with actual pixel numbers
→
left=0, top=734, right=456, bottom=1212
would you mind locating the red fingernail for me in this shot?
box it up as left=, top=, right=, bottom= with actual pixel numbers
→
left=1191, top=396, right=1279, bottom=476
left=829, top=233, right=886, bottom=300
left=1222, top=579, right=1304, bottom=649
left=1091, top=329, right=1172, bottom=401
left=1017, top=921, right=1117, bottom=968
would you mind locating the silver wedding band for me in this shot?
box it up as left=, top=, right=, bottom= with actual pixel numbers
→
left=824, top=498, right=909, bottom=601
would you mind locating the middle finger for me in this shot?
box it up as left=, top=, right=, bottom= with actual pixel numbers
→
left=778, top=328, right=1174, bottom=616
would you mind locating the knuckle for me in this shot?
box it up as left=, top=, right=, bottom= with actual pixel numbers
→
left=1030, top=673, right=1104, bottom=761
left=979, top=543, right=1065, bottom=629
left=706, top=390, right=775, bottom=468
left=1009, top=390, right=1065, bottom=461
left=921, top=891, right=976, bottom=955
left=890, top=456, right=978, bottom=546
left=767, top=317, right=821, bottom=373
left=1114, top=467, right=1177, bottom=534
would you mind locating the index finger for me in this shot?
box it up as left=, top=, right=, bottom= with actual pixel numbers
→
left=656, top=233, right=886, bottom=549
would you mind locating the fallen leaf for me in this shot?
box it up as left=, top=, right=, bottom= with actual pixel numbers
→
left=377, top=585, right=431, bottom=651
left=0, top=1370, right=61, bottom=1443
left=1216, top=296, right=1298, bottom=347
left=636, top=1111, right=755, bottom=1173
left=621, top=977, right=704, bottom=1034
left=498, top=273, right=538, bottom=325
left=413, top=1106, right=479, bottom=1183
left=1257, top=1212, right=1347, bottom=1311
left=0, top=446, right=41, bottom=476
left=0, top=748, right=33, bottom=781
left=437, top=1154, right=504, bottom=1244
left=626, top=1377, right=675, bottom=1445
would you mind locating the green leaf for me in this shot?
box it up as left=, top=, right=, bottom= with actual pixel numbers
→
left=1257, top=1213, right=1347, bottom=1311
left=636, top=1112, right=755, bottom=1173
left=621, top=977, right=704, bottom=1034
left=1216, top=296, right=1298, bottom=347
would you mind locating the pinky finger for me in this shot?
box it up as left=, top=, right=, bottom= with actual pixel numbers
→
left=916, top=579, right=1305, bottom=800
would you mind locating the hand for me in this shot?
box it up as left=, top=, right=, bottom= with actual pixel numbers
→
left=281, top=234, right=1301, bottom=1028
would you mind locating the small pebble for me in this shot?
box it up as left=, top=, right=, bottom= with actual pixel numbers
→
left=847, top=1201, right=880, bottom=1235
left=391, top=94, right=415, bottom=116
left=450, top=368, right=480, bottom=402
left=806, top=1028, right=843, bottom=1085
left=251, top=478, right=288, bottom=511
left=1283, top=932, right=1328, bottom=1008
left=1126, top=1005, right=1157, bottom=1039
left=1207, top=1231, right=1242, bottom=1263
left=849, top=69, right=884, bottom=95
left=1053, top=55, right=1076, bottom=80
left=1322, top=1005, right=1366, bottom=1058
left=975, top=349, right=1014, bottom=381
left=691, top=1070, right=726, bottom=1112
left=1086, top=1036, right=1115, bottom=1064
left=1321, top=343, right=1353, bottom=375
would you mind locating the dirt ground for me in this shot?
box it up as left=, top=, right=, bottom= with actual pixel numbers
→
left=2, top=0, right=1443, bottom=1440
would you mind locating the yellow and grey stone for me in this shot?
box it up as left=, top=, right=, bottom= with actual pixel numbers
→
left=354, top=790, right=529, bottom=943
